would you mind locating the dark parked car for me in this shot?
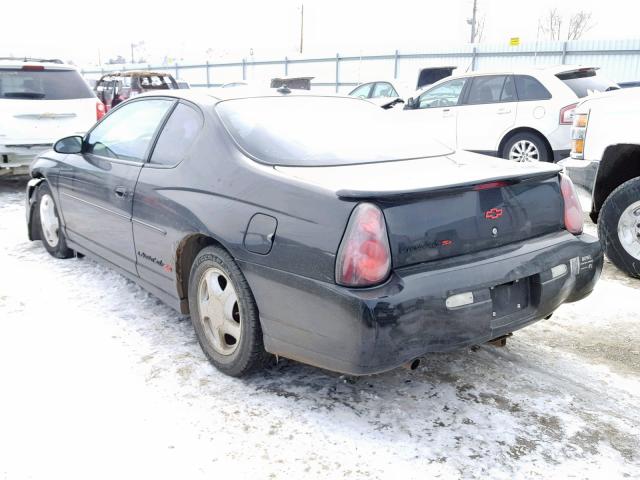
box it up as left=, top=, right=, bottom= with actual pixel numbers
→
left=25, top=91, right=602, bottom=377
left=95, top=71, right=179, bottom=110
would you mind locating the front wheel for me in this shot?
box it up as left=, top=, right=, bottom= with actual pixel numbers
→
left=188, top=246, right=269, bottom=377
left=502, top=133, right=550, bottom=163
left=35, top=183, right=73, bottom=259
left=598, top=177, right=640, bottom=278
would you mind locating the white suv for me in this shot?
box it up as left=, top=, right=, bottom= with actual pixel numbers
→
left=0, top=58, right=105, bottom=175
left=401, top=65, right=618, bottom=162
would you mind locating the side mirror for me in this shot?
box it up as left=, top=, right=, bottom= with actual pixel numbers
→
left=54, top=135, right=83, bottom=154
left=404, top=97, right=416, bottom=110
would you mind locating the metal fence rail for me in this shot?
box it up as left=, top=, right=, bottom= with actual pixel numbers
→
left=81, top=38, right=640, bottom=93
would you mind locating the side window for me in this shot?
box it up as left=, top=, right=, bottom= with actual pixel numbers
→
left=466, top=76, right=507, bottom=104
left=86, top=99, right=174, bottom=162
left=501, top=75, right=517, bottom=102
left=514, top=75, right=552, bottom=101
left=418, top=78, right=466, bottom=109
left=372, top=82, right=397, bottom=98
left=150, top=103, right=203, bottom=166
left=350, top=83, right=373, bottom=98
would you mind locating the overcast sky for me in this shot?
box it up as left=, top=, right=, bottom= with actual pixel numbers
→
left=4, top=0, right=639, bottom=65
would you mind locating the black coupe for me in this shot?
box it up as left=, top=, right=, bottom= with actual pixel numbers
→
left=26, top=90, right=602, bottom=377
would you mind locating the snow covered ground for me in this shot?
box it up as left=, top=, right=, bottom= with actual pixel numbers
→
left=0, top=177, right=639, bottom=480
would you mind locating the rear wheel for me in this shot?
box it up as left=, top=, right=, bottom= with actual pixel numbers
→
left=502, top=133, right=550, bottom=163
left=188, top=246, right=269, bottom=377
left=598, top=177, right=640, bottom=278
left=35, top=183, right=73, bottom=259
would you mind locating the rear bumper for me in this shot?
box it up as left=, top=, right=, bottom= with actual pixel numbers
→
left=0, top=144, right=52, bottom=175
left=241, top=231, right=603, bottom=375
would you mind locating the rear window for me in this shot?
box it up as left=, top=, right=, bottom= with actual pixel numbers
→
left=556, top=69, right=619, bottom=98
left=216, top=96, right=452, bottom=166
left=0, top=69, right=94, bottom=100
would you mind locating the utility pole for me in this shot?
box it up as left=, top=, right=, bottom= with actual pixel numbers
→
left=299, top=3, right=304, bottom=54
left=469, top=0, right=478, bottom=43
left=130, top=43, right=135, bottom=64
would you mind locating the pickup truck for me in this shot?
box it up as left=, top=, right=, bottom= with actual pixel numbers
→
left=560, top=88, right=640, bottom=278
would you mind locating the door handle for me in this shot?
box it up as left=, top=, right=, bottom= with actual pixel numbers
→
left=114, top=186, right=128, bottom=198
left=497, top=107, right=512, bottom=115
left=442, top=109, right=452, bottom=117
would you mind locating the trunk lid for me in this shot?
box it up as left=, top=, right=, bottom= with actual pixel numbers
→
left=0, top=98, right=97, bottom=145
left=275, top=151, right=564, bottom=268
left=0, top=67, right=97, bottom=146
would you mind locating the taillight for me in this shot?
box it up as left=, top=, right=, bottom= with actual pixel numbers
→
left=560, top=174, right=583, bottom=234
left=21, top=65, right=44, bottom=71
left=570, top=112, right=589, bottom=159
left=96, top=101, right=106, bottom=120
left=560, top=103, right=577, bottom=125
left=335, top=203, right=391, bottom=287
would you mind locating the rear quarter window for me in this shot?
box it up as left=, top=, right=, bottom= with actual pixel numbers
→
left=0, top=69, right=94, bottom=100
left=514, top=75, right=552, bottom=101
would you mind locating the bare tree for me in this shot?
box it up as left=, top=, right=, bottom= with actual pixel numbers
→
left=540, top=8, right=562, bottom=40
left=475, top=16, right=486, bottom=43
left=567, top=11, right=593, bottom=40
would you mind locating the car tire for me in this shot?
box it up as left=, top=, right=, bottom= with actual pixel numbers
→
left=188, top=245, right=269, bottom=377
left=35, top=182, right=73, bottom=259
left=502, top=133, right=550, bottom=162
left=598, top=177, right=640, bottom=279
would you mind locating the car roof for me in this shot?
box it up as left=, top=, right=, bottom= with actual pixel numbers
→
left=443, top=64, right=598, bottom=79
left=98, top=71, right=174, bottom=78
left=0, top=58, right=77, bottom=70
left=135, top=88, right=349, bottom=105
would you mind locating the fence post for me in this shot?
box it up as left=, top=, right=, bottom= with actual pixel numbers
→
left=206, top=61, right=211, bottom=87
left=561, top=41, right=568, bottom=64
left=242, top=58, right=246, bottom=81
left=394, top=49, right=399, bottom=79
left=335, top=53, right=340, bottom=93
left=471, top=46, right=477, bottom=71
left=284, top=56, right=289, bottom=76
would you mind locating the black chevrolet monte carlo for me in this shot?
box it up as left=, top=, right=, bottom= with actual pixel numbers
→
left=25, top=90, right=603, bottom=377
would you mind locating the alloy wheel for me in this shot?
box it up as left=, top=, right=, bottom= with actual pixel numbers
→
left=617, top=200, right=640, bottom=260
left=509, top=140, right=540, bottom=162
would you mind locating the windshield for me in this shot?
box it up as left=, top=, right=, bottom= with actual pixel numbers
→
left=556, top=69, right=619, bottom=98
left=216, top=96, right=453, bottom=166
left=0, top=69, right=94, bottom=100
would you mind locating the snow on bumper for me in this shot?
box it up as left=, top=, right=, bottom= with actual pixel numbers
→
left=241, top=230, right=603, bottom=375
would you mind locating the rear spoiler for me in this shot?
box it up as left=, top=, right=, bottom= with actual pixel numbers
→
left=336, top=168, right=561, bottom=200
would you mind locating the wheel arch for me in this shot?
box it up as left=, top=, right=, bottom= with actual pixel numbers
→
left=498, top=127, right=553, bottom=160
left=592, top=144, right=640, bottom=221
left=174, top=233, right=229, bottom=314
left=26, top=175, right=46, bottom=241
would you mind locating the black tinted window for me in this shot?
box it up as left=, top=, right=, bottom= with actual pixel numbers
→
left=501, top=76, right=517, bottom=102
left=0, top=69, right=94, bottom=100
left=466, top=76, right=507, bottom=104
left=556, top=69, right=619, bottom=98
left=86, top=99, right=174, bottom=162
left=150, top=103, right=203, bottom=166
left=514, top=75, right=552, bottom=101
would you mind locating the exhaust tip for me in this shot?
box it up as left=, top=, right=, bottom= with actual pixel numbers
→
left=403, top=358, right=422, bottom=370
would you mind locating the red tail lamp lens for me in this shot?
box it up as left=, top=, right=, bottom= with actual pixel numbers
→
left=336, top=203, right=391, bottom=287
left=560, top=174, right=583, bottom=234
